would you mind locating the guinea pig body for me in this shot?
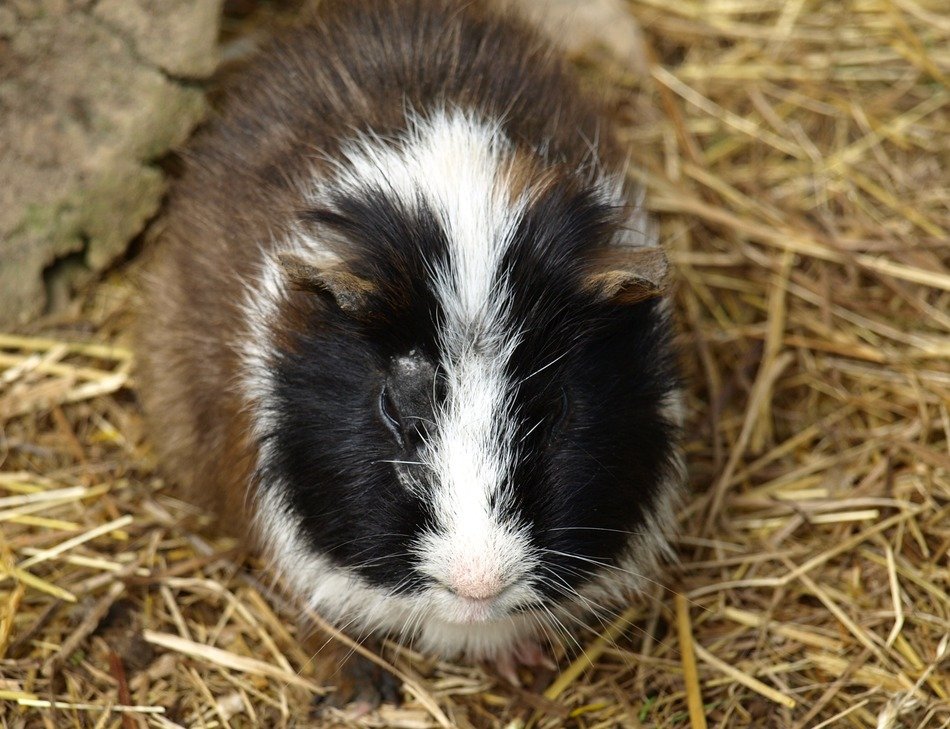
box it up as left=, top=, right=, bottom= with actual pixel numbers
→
left=138, top=0, right=684, bottom=660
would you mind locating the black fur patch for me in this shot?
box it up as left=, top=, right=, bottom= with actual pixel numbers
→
left=498, top=181, right=681, bottom=600
left=261, top=191, right=448, bottom=593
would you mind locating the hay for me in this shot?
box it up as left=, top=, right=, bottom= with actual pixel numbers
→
left=2, top=0, right=948, bottom=726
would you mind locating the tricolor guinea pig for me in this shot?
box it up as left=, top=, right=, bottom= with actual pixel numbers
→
left=138, top=0, right=684, bottom=668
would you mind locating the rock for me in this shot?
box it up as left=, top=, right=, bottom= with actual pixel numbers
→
left=499, top=0, right=649, bottom=75
left=95, top=0, right=222, bottom=78
left=0, top=1, right=219, bottom=328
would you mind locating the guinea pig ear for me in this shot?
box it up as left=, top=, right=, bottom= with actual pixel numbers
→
left=583, top=247, right=671, bottom=305
left=277, top=252, right=375, bottom=314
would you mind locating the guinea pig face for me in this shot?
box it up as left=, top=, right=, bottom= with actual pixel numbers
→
left=242, top=112, right=683, bottom=657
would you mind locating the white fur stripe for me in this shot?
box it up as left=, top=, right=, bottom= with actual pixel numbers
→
left=327, top=111, right=535, bottom=588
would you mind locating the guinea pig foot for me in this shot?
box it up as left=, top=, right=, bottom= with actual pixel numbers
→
left=494, top=640, right=557, bottom=686
left=310, top=645, right=401, bottom=719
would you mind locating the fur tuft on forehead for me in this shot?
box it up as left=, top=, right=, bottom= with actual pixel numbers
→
left=292, top=109, right=657, bottom=318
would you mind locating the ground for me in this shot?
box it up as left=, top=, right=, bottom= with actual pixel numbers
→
left=0, top=1, right=948, bottom=728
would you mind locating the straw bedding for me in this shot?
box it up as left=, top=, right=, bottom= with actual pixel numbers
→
left=1, top=0, right=947, bottom=726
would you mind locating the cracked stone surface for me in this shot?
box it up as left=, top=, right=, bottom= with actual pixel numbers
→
left=0, top=0, right=220, bottom=327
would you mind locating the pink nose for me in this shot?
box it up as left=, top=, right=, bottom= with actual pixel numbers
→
left=448, top=566, right=504, bottom=601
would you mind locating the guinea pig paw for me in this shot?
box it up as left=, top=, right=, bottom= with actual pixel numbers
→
left=310, top=644, right=401, bottom=719
left=494, top=640, right=556, bottom=686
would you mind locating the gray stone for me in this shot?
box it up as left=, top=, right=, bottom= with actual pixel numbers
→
left=0, top=1, right=218, bottom=327
left=95, top=0, right=222, bottom=78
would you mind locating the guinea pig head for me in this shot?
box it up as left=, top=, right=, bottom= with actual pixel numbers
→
left=241, top=114, right=684, bottom=657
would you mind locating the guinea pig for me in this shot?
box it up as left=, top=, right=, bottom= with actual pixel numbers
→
left=137, top=0, right=684, bottom=670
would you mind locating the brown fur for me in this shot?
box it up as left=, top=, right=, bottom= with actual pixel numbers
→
left=584, top=247, right=670, bottom=304
left=136, top=0, right=624, bottom=541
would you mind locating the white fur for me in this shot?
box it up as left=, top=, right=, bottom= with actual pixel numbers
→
left=256, top=484, right=542, bottom=657
left=327, top=111, right=539, bottom=604
left=239, top=109, right=682, bottom=658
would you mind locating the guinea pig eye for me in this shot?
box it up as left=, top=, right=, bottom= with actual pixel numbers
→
left=379, top=386, right=404, bottom=444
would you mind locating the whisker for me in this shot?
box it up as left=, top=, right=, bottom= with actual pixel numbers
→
left=538, top=548, right=712, bottom=614
left=535, top=600, right=585, bottom=658
left=534, top=568, right=680, bottom=657
left=533, top=570, right=622, bottom=635
left=322, top=532, right=412, bottom=551
left=518, top=349, right=571, bottom=384
left=518, top=417, right=546, bottom=443
left=545, top=525, right=646, bottom=537
left=403, top=415, right=436, bottom=425
left=300, top=612, right=365, bottom=678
